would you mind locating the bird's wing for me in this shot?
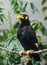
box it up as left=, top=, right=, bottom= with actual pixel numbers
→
left=30, top=25, right=39, bottom=49
left=29, top=25, right=38, bottom=43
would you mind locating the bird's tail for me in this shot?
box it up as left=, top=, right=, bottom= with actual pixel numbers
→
left=30, top=54, right=40, bottom=61
left=27, top=54, right=40, bottom=65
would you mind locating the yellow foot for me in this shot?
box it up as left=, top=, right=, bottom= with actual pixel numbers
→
left=19, top=51, right=24, bottom=56
left=26, top=50, right=34, bottom=55
left=26, top=50, right=34, bottom=62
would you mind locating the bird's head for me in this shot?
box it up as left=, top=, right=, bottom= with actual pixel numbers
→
left=17, top=14, right=29, bottom=22
left=17, top=14, right=30, bottom=25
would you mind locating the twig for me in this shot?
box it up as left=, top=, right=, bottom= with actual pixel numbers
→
left=0, top=47, right=19, bottom=54
left=0, top=47, right=47, bottom=56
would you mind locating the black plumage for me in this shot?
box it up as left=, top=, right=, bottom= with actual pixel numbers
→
left=17, top=14, right=40, bottom=62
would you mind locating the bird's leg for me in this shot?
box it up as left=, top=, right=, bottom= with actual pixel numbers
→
left=26, top=50, right=34, bottom=62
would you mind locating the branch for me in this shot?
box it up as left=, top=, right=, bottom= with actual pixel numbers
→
left=0, top=47, right=19, bottom=54
left=0, top=47, right=47, bottom=56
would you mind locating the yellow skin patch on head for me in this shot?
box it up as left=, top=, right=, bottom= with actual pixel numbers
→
left=17, top=15, right=24, bottom=19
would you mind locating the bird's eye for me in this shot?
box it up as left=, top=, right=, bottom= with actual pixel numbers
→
left=25, top=16, right=28, bottom=20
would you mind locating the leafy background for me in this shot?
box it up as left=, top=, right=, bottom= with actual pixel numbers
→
left=0, top=0, right=47, bottom=65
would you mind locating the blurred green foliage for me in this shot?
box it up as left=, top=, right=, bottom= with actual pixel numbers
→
left=0, top=2, right=5, bottom=22
left=10, top=0, right=28, bottom=14
left=30, top=3, right=39, bottom=13
left=41, top=0, right=47, bottom=21
left=9, top=52, right=21, bottom=64
left=32, top=20, right=47, bottom=36
left=41, top=0, right=47, bottom=5
left=10, top=0, right=39, bottom=14
left=0, top=0, right=47, bottom=65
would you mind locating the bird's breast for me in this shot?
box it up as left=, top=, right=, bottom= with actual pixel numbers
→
left=17, top=26, right=31, bottom=42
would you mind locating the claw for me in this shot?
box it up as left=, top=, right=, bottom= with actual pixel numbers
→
left=19, top=51, right=24, bottom=56
left=26, top=50, right=34, bottom=55
left=26, top=50, right=34, bottom=62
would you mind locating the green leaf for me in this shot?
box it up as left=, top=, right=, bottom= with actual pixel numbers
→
left=4, top=36, right=14, bottom=47
left=30, top=3, right=39, bottom=13
left=14, top=22, right=20, bottom=29
left=0, top=35, right=4, bottom=42
left=38, top=44, right=47, bottom=50
left=42, top=7, right=47, bottom=12
left=7, top=8, right=13, bottom=30
left=0, top=8, right=3, bottom=12
left=22, top=3, right=28, bottom=12
left=41, top=0, right=47, bottom=5
left=0, top=54, right=7, bottom=65
left=33, top=21, right=47, bottom=36
left=31, top=57, right=40, bottom=65
left=37, top=36, right=42, bottom=44
left=8, top=40, right=15, bottom=51
left=0, top=17, right=3, bottom=22
left=3, top=59, right=8, bottom=65
left=0, top=2, right=4, bottom=22
left=44, top=16, right=47, bottom=21
left=32, top=20, right=41, bottom=31
left=40, top=24, right=47, bottom=36
left=0, top=14, right=5, bottom=22
left=9, top=52, right=21, bottom=64
left=14, top=8, right=20, bottom=14
left=15, top=39, right=24, bottom=52
left=43, top=53, right=47, bottom=61
left=10, top=0, right=21, bottom=14
left=32, top=22, right=38, bottom=31
left=9, top=29, right=17, bottom=34
left=10, top=0, right=16, bottom=5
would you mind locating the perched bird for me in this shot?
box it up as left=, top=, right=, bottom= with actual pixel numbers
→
left=17, top=14, right=40, bottom=64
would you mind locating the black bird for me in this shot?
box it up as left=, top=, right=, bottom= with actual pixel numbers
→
left=17, top=14, right=40, bottom=64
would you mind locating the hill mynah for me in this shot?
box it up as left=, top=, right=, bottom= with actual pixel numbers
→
left=17, top=14, right=40, bottom=65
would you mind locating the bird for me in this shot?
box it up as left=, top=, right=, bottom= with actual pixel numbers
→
left=17, top=14, right=40, bottom=65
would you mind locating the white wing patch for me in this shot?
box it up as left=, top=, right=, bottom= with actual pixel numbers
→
left=25, top=16, right=28, bottom=20
left=35, top=43, right=38, bottom=48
